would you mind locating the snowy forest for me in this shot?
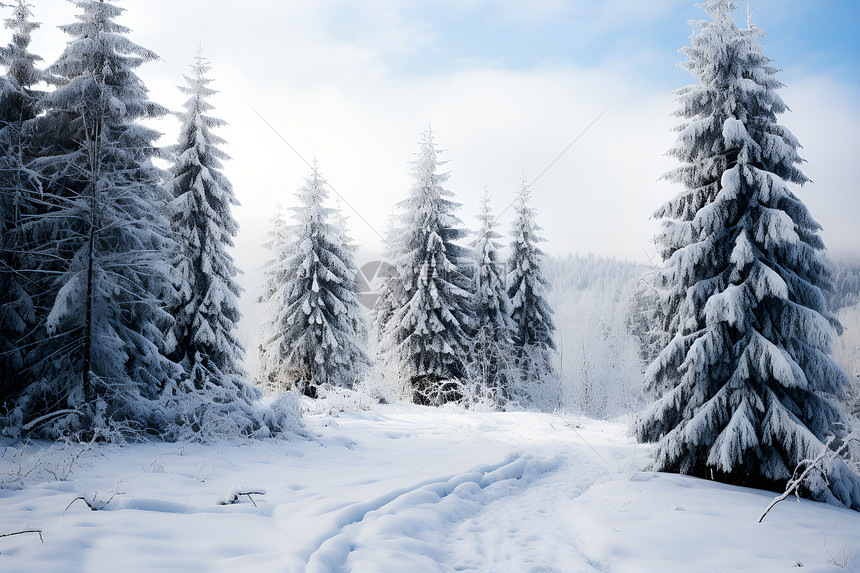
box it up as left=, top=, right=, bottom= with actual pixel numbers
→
left=2, top=0, right=860, bottom=570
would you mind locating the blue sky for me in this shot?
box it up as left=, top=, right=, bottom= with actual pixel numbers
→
left=326, top=0, right=860, bottom=89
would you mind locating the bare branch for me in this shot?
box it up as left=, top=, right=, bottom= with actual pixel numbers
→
left=759, top=436, right=860, bottom=523
left=0, top=529, right=44, bottom=547
left=65, top=496, right=97, bottom=512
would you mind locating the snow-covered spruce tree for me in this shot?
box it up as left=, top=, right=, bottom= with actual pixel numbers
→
left=0, top=0, right=42, bottom=403
left=634, top=0, right=860, bottom=510
left=370, top=208, right=408, bottom=399
left=465, top=185, right=517, bottom=404
left=161, top=50, right=264, bottom=425
left=257, top=206, right=289, bottom=396
left=330, top=198, right=371, bottom=377
left=507, top=174, right=556, bottom=393
left=0, top=0, right=41, bottom=89
left=259, top=162, right=369, bottom=397
left=8, top=0, right=180, bottom=439
left=371, top=209, right=404, bottom=346
left=377, top=127, right=474, bottom=405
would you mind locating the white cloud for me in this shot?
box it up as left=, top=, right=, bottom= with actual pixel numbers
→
left=780, top=76, right=860, bottom=261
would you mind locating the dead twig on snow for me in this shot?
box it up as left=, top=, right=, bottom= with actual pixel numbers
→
left=0, top=529, right=44, bottom=554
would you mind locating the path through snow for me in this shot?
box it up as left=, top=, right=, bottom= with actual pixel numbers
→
left=2, top=404, right=859, bottom=572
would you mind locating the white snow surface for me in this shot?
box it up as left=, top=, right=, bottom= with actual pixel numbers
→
left=2, top=404, right=859, bottom=572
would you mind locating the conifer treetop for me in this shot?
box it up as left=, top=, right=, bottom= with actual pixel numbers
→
left=47, top=0, right=165, bottom=123
left=0, top=0, right=42, bottom=87
left=177, top=47, right=226, bottom=135
left=472, top=185, right=511, bottom=321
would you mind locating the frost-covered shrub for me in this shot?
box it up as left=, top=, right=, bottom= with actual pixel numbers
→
left=157, top=383, right=302, bottom=443
left=260, top=392, right=304, bottom=436
left=355, top=372, right=405, bottom=407
left=462, top=327, right=518, bottom=410
left=302, top=385, right=376, bottom=416
left=0, top=438, right=97, bottom=488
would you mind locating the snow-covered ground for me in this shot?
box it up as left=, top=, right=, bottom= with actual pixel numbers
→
left=2, top=404, right=859, bottom=572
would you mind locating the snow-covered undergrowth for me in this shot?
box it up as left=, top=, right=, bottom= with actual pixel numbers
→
left=300, top=385, right=378, bottom=416
left=2, top=405, right=858, bottom=572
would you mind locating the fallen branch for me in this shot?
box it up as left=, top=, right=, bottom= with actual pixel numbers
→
left=759, top=435, right=860, bottom=524
left=0, top=529, right=44, bottom=554
left=22, top=409, right=81, bottom=432
left=217, top=488, right=266, bottom=507
left=0, top=530, right=43, bottom=542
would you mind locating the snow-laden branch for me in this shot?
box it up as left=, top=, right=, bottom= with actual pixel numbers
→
left=217, top=487, right=267, bottom=507
left=759, top=434, right=860, bottom=523
left=22, top=409, right=81, bottom=432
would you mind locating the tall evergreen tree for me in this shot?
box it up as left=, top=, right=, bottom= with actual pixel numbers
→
left=634, top=0, right=860, bottom=509
left=8, top=0, right=178, bottom=438
left=377, top=126, right=474, bottom=405
left=507, top=174, right=556, bottom=386
left=466, top=185, right=516, bottom=402
left=259, top=162, right=369, bottom=396
left=0, top=0, right=42, bottom=403
left=371, top=209, right=404, bottom=349
left=0, top=0, right=41, bottom=88
left=165, top=49, right=248, bottom=400
left=258, top=205, right=290, bottom=396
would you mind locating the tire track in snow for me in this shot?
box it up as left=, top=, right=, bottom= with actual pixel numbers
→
left=304, top=453, right=558, bottom=573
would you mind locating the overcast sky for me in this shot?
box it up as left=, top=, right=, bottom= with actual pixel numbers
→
left=13, top=0, right=860, bottom=372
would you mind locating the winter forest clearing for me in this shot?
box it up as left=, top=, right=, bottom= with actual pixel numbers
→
left=2, top=0, right=860, bottom=571
left=3, top=405, right=860, bottom=572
